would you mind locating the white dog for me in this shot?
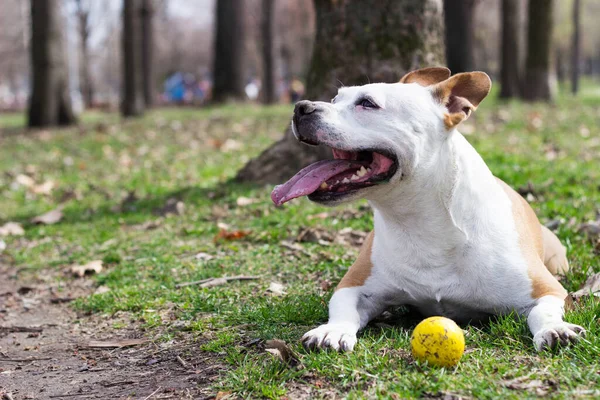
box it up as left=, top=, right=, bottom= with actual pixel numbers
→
left=271, top=67, right=585, bottom=352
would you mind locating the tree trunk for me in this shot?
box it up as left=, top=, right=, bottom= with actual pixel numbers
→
left=141, top=0, right=154, bottom=107
left=522, top=0, right=554, bottom=101
left=212, top=0, right=246, bottom=103
left=76, top=0, right=93, bottom=108
left=570, top=0, right=581, bottom=95
left=499, top=0, right=521, bottom=98
left=28, top=0, right=76, bottom=127
left=121, top=0, right=145, bottom=117
left=236, top=0, right=445, bottom=185
left=443, top=0, right=477, bottom=74
left=261, top=0, right=276, bottom=104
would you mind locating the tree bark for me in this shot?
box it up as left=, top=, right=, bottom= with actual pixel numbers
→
left=28, top=0, right=76, bottom=127
left=212, top=0, right=246, bottom=103
left=522, top=0, right=554, bottom=102
left=499, top=0, right=521, bottom=98
left=141, top=0, right=154, bottom=107
left=261, top=0, right=276, bottom=104
left=76, top=0, right=93, bottom=108
left=121, top=0, right=145, bottom=117
left=236, top=0, right=445, bottom=185
left=443, top=0, right=477, bottom=74
left=570, top=0, right=581, bottom=95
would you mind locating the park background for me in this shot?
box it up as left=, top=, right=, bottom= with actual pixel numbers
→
left=1, top=0, right=600, bottom=399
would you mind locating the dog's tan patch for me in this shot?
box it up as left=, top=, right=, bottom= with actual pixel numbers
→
left=496, top=179, right=568, bottom=300
left=336, top=231, right=375, bottom=290
left=399, top=67, right=451, bottom=86
left=444, top=112, right=466, bottom=129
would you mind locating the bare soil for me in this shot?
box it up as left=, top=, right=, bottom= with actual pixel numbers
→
left=0, top=266, right=224, bottom=400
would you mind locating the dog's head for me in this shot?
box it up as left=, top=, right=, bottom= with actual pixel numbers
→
left=271, top=67, right=491, bottom=206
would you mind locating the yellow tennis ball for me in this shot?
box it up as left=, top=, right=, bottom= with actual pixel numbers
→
left=410, top=316, right=465, bottom=367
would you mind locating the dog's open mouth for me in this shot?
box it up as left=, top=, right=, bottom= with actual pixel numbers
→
left=271, top=148, right=397, bottom=205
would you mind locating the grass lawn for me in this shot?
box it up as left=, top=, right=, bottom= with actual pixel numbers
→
left=1, top=86, right=600, bottom=399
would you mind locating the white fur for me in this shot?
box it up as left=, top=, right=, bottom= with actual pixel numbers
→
left=300, top=81, right=584, bottom=352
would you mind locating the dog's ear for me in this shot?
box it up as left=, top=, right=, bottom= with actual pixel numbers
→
left=431, top=72, right=491, bottom=130
left=399, top=67, right=451, bottom=86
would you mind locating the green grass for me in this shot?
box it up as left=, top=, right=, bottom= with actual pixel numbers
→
left=1, top=86, right=600, bottom=399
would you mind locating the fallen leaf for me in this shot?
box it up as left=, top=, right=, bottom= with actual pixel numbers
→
left=297, top=228, right=334, bottom=245
left=15, top=174, right=35, bottom=187
left=88, top=338, right=147, bottom=348
left=236, top=196, right=256, bottom=206
left=214, top=228, right=251, bottom=242
left=0, top=222, right=25, bottom=236
left=31, top=208, right=63, bottom=225
left=94, top=285, right=111, bottom=295
left=571, top=272, right=600, bottom=301
left=71, top=260, right=103, bottom=277
left=215, top=391, right=233, bottom=400
left=155, top=198, right=185, bottom=216
left=307, top=212, right=329, bottom=220
left=502, top=377, right=556, bottom=396
left=220, top=138, right=242, bottom=152
left=320, top=279, right=333, bottom=291
left=194, top=252, right=215, bottom=261
left=265, top=339, right=300, bottom=367
left=267, top=282, right=287, bottom=296
left=279, top=240, right=304, bottom=252
left=335, top=227, right=368, bottom=247
left=31, top=180, right=55, bottom=195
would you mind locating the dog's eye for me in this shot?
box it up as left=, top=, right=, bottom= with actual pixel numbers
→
left=358, top=98, right=378, bottom=109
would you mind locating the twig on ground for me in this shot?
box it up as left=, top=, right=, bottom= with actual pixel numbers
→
left=49, top=393, right=97, bottom=398
left=143, top=387, right=162, bottom=400
left=0, top=326, right=43, bottom=333
left=87, top=338, right=147, bottom=348
left=176, top=355, right=188, bottom=368
left=175, top=275, right=260, bottom=288
left=0, top=357, right=52, bottom=362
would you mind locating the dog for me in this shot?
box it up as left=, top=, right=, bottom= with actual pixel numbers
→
left=271, top=67, right=585, bottom=352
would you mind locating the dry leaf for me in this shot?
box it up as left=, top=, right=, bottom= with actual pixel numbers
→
left=0, top=222, right=25, bottom=236
left=297, top=228, right=334, bottom=244
left=265, top=339, right=300, bottom=367
left=195, top=252, right=215, bottom=261
left=214, top=228, right=251, bottom=242
left=15, top=174, right=35, bottom=187
left=220, top=139, right=242, bottom=152
left=502, top=377, right=556, bottom=396
left=236, top=196, right=256, bottom=206
left=71, top=260, right=103, bottom=277
left=31, top=208, right=63, bottom=225
left=307, top=212, right=329, bottom=220
left=94, top=285, right=111, bottom=295
left=31, top=180, right=55, bottom=195
left=268, top=282, right=287, bottom=296
left=570, top=272, right=600, bottom=301
left=215, top=391, right=233, bottom=400
left=88, top=338, right=147, bottom=348
left=578, top=221, right=600, bottom=236
left=280, top=240, right=304, bottom=252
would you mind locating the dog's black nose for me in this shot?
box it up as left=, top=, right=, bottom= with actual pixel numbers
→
left=294, top=100, right=318, bottom=117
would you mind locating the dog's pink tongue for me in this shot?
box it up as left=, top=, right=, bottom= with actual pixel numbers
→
left=271, top=160, right=362, bottom=205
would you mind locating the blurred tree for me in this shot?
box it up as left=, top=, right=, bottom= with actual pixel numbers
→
left=75, top=0, right=93, bottom=108
left=522, top=0, right=554, bottom=101
left=444, top=0, right=477, bottom=73
left=571, top=0, right=581, bottom=94
left=236, top=0, right=445, bottom=184
left=28, top=0, right=76, bottom=127
left=141, top=0, right=154, bottom=106
left=499, top=0, right=521, bottom=98
left=212, top=0, right=247, bottom=103
left=122, top=0, right=145, bottom=116
left=261, top=0, right=276, bottom=104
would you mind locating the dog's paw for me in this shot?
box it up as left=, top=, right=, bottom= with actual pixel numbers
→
left=533, top=323, right=585, bottom=351
left=301, top=323, right=357, bottom=352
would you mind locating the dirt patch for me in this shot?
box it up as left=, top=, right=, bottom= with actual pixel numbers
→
left=0, top=266, right=224, bottom=399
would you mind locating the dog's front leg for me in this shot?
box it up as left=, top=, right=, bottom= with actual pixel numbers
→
left=302, top=286, right=384, bottom=352
left=527, top=295, right=585, bottom=351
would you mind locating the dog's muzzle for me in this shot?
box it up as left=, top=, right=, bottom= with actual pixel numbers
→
left=292, top=100, right=324, bottom=146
